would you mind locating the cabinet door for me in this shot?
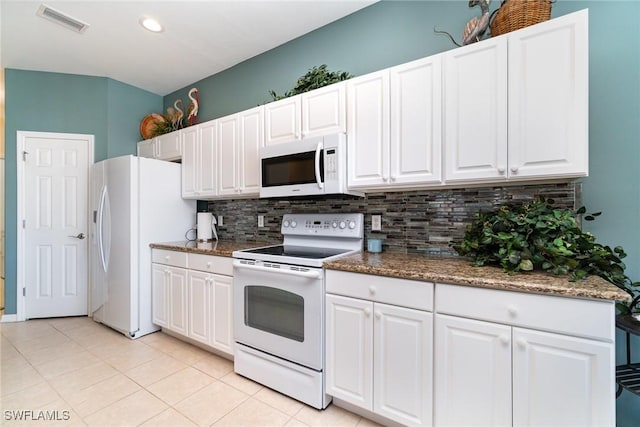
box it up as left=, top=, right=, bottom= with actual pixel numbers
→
left=512, top=327, right=614, bottom=427
left=435, top=314, right=512, bottom=427
left=390, top=56, right=442, bottom=186
left=181, top=126, right=198, bottom=198
left=301, top=83, right=346, bottom=138
left=374, top=303, right=432, bottom=426
left=238, top=106, right=264, bottom=196
left=137, top=139, right=155, bottom=159
left=264, top=95, right=301, bottom=145
left=347, top=70, right=390, bottom=189
left=167, top=266, right=188, bottom=335
left=326, top=294, right=374, bottom=410
left=217, top=114, right=239, bottom=196
left=151, top=263, right=168, bottom=327
left=444, top=38, right=508, bottom=182
left=210, top=274, right=234, bottom=355
left=155, top=131, right=182, bottom=161
left=199, top=120, right=217, bottom=197
left=187, top=270, right=210, bottom=345
left=508, top=10, right=588, bottom=179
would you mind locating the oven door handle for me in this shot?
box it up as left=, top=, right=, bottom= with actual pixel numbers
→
left=233, top=260, right=322, bottom=279
left=314, top=141, right=324, bottom=190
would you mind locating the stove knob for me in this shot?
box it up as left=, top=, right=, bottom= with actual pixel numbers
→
left=332, top=221, right=338, bottom=228
left=339, top=221, right=346, bottom=229
left=283, top=220, right=290, bottom=228
left=348, top=221, right=356, bottom=229
left=291, top=220, right=298, bottom=228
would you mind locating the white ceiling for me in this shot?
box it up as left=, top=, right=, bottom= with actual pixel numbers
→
left=1, top=0, right=376, bottom=95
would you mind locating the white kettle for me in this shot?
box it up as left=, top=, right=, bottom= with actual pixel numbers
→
left=197, top=212, right=218, bottom=241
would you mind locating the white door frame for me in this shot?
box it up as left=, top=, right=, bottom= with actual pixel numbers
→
left=16, top=131, right=95, bottom=321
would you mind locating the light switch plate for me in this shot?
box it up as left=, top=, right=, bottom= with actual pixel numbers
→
left=217, top=215, right=224, bottom=227
left=372, top=215, right=381, bottom=231
left=258, top=215, right=265, bottom=228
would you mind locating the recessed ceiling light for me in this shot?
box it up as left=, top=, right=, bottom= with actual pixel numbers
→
left=139, top=16, right=163, bottom=33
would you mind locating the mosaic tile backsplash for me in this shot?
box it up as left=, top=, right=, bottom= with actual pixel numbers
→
left=206, top=182, right=580, bottom=256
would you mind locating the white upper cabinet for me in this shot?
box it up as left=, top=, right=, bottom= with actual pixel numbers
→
left=346, top=70, right=390, bottom=189
left=301, top=83, right=347, bottom=138
left=264, top=82, right=346, bottom=145
left=444, top=38, right=508, bottom=182
left=218, top=106, right=264, bottom=197
left=181, top=121, right=217, bottom=199
left=347, top=56, right=443, bottom=191
left=137, top=130, right=183, bottom=161
left=137, top=138, right=155, bottom=159
left=264, top=95, right=301, bottom=145
left=444, top=9, right=588, bottom=184
left=389, top=56, right=443, bottom=186
left=508, top=9, right=588, bottom=179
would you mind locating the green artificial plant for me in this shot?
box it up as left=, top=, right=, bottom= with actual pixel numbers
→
left=269, top=64, right=352, bottom=101
left=455, top=197, right=640, bottom=314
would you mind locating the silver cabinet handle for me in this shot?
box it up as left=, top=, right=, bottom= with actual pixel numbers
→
left=69, top=232, right=86, bottom=240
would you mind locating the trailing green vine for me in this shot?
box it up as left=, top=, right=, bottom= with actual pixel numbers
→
left=455, top=197, right=639, bottom=313
left=269, top=64, right=352, bottom=101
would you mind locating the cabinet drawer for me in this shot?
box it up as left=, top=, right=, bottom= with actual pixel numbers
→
left=188, top=253, right=233, bottom=276
left=152, top=249, right=188, bottom=268
left=326, top=270, right=433, bottom=311
left=436, top=283, right=614, bottom=341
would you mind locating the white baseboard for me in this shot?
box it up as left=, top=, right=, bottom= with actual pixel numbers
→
left=1, top=314, right=18, bottom=323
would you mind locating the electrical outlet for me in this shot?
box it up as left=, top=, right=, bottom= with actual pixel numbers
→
left=371, top=215, right=382, bottom=231
left=217, top=215, right=224, bottom=227
left=258, top=215, right=265, bottom=228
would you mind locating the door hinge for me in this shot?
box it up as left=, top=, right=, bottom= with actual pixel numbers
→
left=22, top=219, right=26, bottom=229
left=23, top=288, right=26, bottom=297
left=22, top=151, right=29, bottom=161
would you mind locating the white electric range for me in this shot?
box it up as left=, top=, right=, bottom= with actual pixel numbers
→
left=232, top=213, right=364, bottom=409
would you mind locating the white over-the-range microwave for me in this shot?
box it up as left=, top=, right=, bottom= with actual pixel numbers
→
left=259, top=133, right=363, bottom=198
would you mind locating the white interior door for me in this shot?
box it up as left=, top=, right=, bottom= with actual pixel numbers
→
left=20, top=131, right=92, bottom=319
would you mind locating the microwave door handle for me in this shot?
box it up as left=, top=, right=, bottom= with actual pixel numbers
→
left=315, top=141, right=324, bottom=189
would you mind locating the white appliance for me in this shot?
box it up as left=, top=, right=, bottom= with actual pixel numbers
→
left=259, top=133, right=363, bottom=198
left=91, top=155, right=195, bottom=338
left=232, top=213, right=364, bottom=409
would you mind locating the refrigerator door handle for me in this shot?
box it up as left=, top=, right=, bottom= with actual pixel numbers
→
left=97, top=185, right=109, bottom=272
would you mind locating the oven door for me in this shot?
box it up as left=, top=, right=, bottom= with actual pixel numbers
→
left=260, top=138, right=326, bottom=198
left=233, top=259, right=324, bottom=370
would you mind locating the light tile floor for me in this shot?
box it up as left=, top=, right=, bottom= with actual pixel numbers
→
left=0, top=317, right=381, bottom=427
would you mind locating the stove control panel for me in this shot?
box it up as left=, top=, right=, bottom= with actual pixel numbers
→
left=281, top=213, right=363, bottom=238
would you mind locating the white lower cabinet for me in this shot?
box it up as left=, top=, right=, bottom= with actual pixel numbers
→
left=326, top=271, right=434, bottom=426
left=187, top=269, right=234, bottom=355
left=151, top=249, right=234, bottom=356
left=151, top=263, right=188, bottom=336
left=435, top=283, right=615, bottom=427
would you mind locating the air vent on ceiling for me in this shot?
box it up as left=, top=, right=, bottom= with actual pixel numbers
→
left=36, top=3, right=90, bottom=33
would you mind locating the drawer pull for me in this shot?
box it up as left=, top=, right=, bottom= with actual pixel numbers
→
left=375, top=311, right=382, bottom=319
left=499, top=335, right=510, bottom=346
left=517, top=338, right=527, bottom=349
left=369, top=286, right=376, bottom=295
left=207, top=262, right=212, bottom=268
left=507, top=305, right=518, bottom=317
left=165, top=255, right=170, bottom=261
left=364, top=308, right=371, bottom=317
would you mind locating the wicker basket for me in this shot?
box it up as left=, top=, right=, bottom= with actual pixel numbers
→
left=490, top=0, right=552, bottom=37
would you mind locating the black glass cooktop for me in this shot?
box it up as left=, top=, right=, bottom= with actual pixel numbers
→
left=241, top=245, right=350, bottom=260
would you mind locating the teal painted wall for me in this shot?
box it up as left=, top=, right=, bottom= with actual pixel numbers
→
left=3, top=69, right=162, bottom=314
left=165, top=1, right=640, bottom=423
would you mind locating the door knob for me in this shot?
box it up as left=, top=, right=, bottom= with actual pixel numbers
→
left=69, top=232, right=86, bottom=240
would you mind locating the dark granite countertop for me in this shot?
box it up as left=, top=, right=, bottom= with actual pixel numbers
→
left=150, top=240, right=272, bottom=257
left=325, top=252, right=631, bottom=302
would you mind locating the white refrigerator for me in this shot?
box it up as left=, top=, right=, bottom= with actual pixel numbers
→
left=91, top=155, right=195, bottom=338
